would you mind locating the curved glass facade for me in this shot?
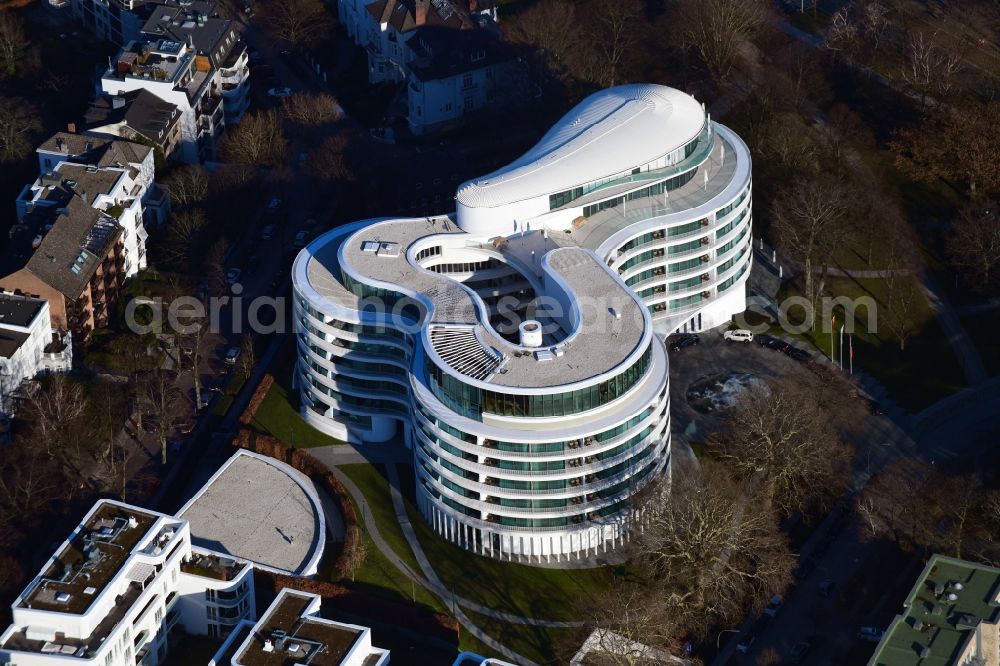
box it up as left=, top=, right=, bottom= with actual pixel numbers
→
left=425, top=346, right=652, bottom=421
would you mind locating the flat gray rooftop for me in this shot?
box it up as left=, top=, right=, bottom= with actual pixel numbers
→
left=178, top=452, right=324, bottom=575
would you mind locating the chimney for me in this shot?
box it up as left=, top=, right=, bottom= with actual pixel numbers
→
left=415, top=0, right=428, bottom=25
left=186, top=34, right=194, bottom=48
left=66, top=122, right=76, bottom=133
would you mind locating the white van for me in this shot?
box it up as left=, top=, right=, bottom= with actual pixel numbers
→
left=724, top=329, right=754, bottom=343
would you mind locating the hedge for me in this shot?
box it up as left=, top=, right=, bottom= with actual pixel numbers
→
left=232, top=429, right=359, bottom=580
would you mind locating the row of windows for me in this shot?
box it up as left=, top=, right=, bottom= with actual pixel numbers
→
left=304, top=374, right=409, bottom=415
left=718, top=261, right=750, bottom=293
left=425, top=346, right=652, bottom=421
left=426, top=258, right=503, bottom=274
left=715, top=206, right=750, bottom=240
left=415, top=245, right=442, bottom=261
left=715, top=188, right=750, bottom=221
left=582, top=169, right=698, bottom=218
left=548, top=130, right=708, bottom=211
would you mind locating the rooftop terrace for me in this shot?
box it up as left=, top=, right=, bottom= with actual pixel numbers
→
left=869, top=555, right=1000, bottom=666
left=18, top=503, right=158, bottom=614
left=234, top=592, right=361, bottom=666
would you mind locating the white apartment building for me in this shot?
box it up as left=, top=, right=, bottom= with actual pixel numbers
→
left=0, top=500, right=255, bottom=666
left=291, top=84, right=751, bottom=563
left=34, top=133, right=170, bottom=228
left=0, top=291, right=72, bottom=412
left=100, top=3, right=249, bottom=164
left=18, top=134, right=168, bottom=279
left=210, top=589, right=390, bottom=666
left=336, top=0, right=521, bottom=135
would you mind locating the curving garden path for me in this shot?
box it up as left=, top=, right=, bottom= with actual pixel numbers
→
left=328, top=462, right=584, bottom=666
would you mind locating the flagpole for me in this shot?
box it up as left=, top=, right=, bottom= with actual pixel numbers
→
left=840, top=324, right=845, bottom=371
left=830, top=314, right=836, bottom=364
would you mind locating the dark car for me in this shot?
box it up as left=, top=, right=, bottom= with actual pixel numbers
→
left=757, top=334, right=788, bottom=352
left=783, top=346, right=812, bottom=362
left=668, top=334, right=700, bottom=352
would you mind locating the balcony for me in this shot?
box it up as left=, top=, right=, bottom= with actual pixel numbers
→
left=180, top=552, right=245, bottom=581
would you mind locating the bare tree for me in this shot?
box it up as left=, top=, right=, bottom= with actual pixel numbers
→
left=307, top=133, right=353, bottom=186
left=164, top=165, right=209, bottom=207
left=637, top=461, right=794, bottom=633
left=143, top=371, right=182, bottom=465
left=281, top=92, right=342, bottom=127
left=901, top=31, right=963, bottom=105
left=708, top=378, right=851, bottom=515
left=860, top=3, right=889, bottom=52
left=219, top=109, right=287, bottom=168
left=581, top=580, right=677, bottom=665
left=0, top=13, right=28, bottom=80
left=855, top=457, right=929, bottom=549
left=0, top=436, right=59, bottom=522
left=676, top=0, right=766, bottom=81
left=891, top=101, right=1000, bottom=196
left=585, top=0, right=642, bottom=87
left=161, top=207, right=208, bottom=273
left=883, top=233, right=919, bottom=351
left=258, top=0, right=334, bottom=49
left=504, top=0, right=582, bottom=84
left=771, top=175, right=854, bottom=308
left=0, top=97, right=40, bottom=164
left=23, top=375, right=90, bottom=458
left=946, top=199, right=1000, bottom=294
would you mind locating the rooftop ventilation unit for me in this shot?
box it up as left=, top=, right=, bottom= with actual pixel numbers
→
left=519, top=320, right=542, bottom=348
left=534, top=349, right=553, bottom=362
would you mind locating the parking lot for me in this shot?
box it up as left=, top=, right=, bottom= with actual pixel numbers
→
left=667, top=329, right=842, bottom=450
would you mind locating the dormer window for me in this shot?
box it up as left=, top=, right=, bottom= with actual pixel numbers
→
left=471, top=48, right=485, bottom=62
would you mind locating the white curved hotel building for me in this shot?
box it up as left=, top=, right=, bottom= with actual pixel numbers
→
left=291, top=84, right=752, bottom=563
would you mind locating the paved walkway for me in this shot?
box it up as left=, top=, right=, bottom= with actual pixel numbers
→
left=919, top=272, right=989, bottom=386
left=327, top=461, right=583, bottom=666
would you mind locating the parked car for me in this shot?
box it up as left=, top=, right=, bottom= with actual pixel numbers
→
left=267, top=197, right=282, bottom=211
left=858, top=626, right=883, bottom=642
left=292, top=230, right=309, bottom=248
left=763, top=594, right=783, bottom=617
left=790, top=641, right=811, bottom=662
left=783, top=346, right=812, bottom=362
left=735, top=634, right=756, bottom=654
left=224, top=346, right=241, bottom=365
left=724, top=329, right=754, bottom=343
left=757, top=334, right=788, bottom=352
left=261, top=224, right=277, bottom=241
left=668, top=334, right=699, bottom=352
left=267, top=87, right=293, bottom=98
left=225, top=268, right=241, bottom=284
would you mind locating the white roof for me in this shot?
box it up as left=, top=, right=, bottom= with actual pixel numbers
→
left=456, top=84, right=705, bottom=209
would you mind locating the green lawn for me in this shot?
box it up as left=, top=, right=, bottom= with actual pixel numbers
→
left=251, top=370, right=345, bottom=447
left=460, top=609, right=586, bottom=666
left=319, top=490, right=445, bottom=614
left=395, top=464, right=618, bottom=622
left=778, top=276, right=965, bottom=411
left=337, top=463, right=425, bottom=577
